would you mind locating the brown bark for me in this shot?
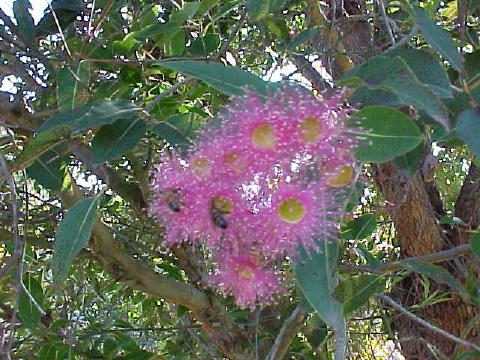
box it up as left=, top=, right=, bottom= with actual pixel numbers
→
left=374, top=163, right=479, bottom=358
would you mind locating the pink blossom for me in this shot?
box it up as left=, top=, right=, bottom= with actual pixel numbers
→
left=150, top=85, right=358, bottom=308
left=257, top=182, right=338, bottom=256
left=210, top=255, right=285, bottom=309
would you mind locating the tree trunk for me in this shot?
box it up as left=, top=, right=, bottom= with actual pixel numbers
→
left=374, top=163, right=478, bottom=358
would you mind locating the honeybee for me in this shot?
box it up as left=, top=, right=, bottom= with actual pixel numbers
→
left=163, top=189, right=182, bottom=212
left=211, top=196, right=232, bottom=229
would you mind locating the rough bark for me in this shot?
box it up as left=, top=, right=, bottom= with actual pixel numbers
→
left=374, top=163, right=479, bottom=359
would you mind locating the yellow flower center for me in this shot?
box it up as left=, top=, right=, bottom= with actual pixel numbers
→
left=299, top=116, right=323, bottom=142
left=278, top=198, right=306, bottom=224
left=251, top=123, right=276, bottom=149
left=224, top=152, right=247, bottom=172
left=212, top=196, right=233, bottom=213
left=236, top=266, right=255, bottom=280
left=191, top=157, right=211, bottom=179
left=327, top=165, right=354, bottom=188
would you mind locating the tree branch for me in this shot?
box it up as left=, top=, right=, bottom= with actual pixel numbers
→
left=339, top=243, right=472, bottom=275
left=377, top=294, right=480, bottom=352
left=265, top=305, right=307, bottom=360
left=455, top=163, right=480, bottom=245
left=58, top=183, right=250, bottom=359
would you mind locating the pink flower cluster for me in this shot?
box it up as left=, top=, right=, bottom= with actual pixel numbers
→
left=150, top=85, right=357, bottom=308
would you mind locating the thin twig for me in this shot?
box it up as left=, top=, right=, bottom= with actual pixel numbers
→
left=0, top=153, right=24, bottom=357
left=47, top=1, right=72, bottom=57
left=376, top=0, right=395, bottom=45
left=389, top=25, right=418, bottom=50
left=218, top=13, right=246, bottom=58
left=265, top=305, right=307, bottom=360
left=145, top=77, right=193, bottom=112
left=339, top=243, right=471, bottom=275
left=377, top=294, right=480, bottom=352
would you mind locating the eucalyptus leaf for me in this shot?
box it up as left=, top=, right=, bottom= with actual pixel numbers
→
left=414, top=6, right=463, bottom=72
left=26, top=150, right=68, bottom=191
left=91, top=118, right=147, bottom=165
left=400, top=260, right=467, bottom=295
left=38, top=100, right=141, bottom=133
left=19, top=275, right=44, bottom=329
left=385, top=48, right=453, bottom=98
left=57, top=61, right=91, bottom=111
left=341, top=214, right=378, bottom=240
left=470, top=233, right=480, bottom=263
left=13, top=0, right=35, bottom=42
left=15, top=125, right=71, bottom=171
left=294, top=240, right=344, bottom=330
left=456, top=109, right=480, bottom=158
left=343, top=56, right=450, bottom=128
left=334, top=274, right=386, bottom=315
left=354, top=106, right=423, bottom=163
left=154, top=60, right=268, bottom=96
left=52, top=196, right=100, bottom=285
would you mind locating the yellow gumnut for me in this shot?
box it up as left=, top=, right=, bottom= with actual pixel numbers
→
left=328, top=165, right=354, bottom=188
left=236, top=266, right=255, bottom=280
left=192, top=157, right=211, bottom=179
left=212, top=196, right=233, bottom=213
left=251, top=123, right=276, bottom=149
left=299, top=116, right=323, bottom=142
left=278, top=198, right=305, bottom=224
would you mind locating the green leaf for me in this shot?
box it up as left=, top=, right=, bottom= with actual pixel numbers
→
left=170, top=1, right=200, bottom=23
left=19, top=275, right=43, bottom=329
left=470, top=233, right=480, bottom=262
left=52, top=196, right=100, bottom=285
left=414, top=6, right=463, bottom=72
left=13, top=0, right=35, bottom=42
left=343, top=56, right=450, bottom=129
left=247, top=0, right=271, bottom=21
left=341, top=214, right=378, bottom=240
left=294, top=240, right=344, bottom=330
left=15, top=125, right=71, bottom=171
left=161, top=2, right=200, bottom=56
left=306, top=317, right=328, bottom=350
left=198, top=0, right=219, bottom=16
left=116, top=22, right=181, bottom=54
left=91, top=118, right=147, bottom=165
left=334, top=274, right=386, bottom=315
left=36, top=0, right=82, bottom=39
left=266, top=18, right=289, bottom=43
left=26, top=150, right=68, bottom=191
left=165, top=28, right=186, bottom=56
left=155, top=60, right=268, bottom=96
left=465, top=50, right=480, bottom=80
left=286, top=27, right=322, bottom=50
left=187, top=33, right=221, bottom=56
left=247, top=0, right=286, bottom=20
left=151, top=114, right=196, bottom=150
left=57, top=61, right=91, bottom=111
left=349, top=88, right=401, bottom=107
left=456, top=109, right=480, bottom=158
left=39, top=345, right=72, bottom=360
left=38, top=100, right=141, bottom=133
left=400, top=260, right=467, bottom=295
left=385, top=48, right=453, bottom=98
left=455, top=351, right=480, bottom=360
left=354, top=106, right=423, bottom=163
